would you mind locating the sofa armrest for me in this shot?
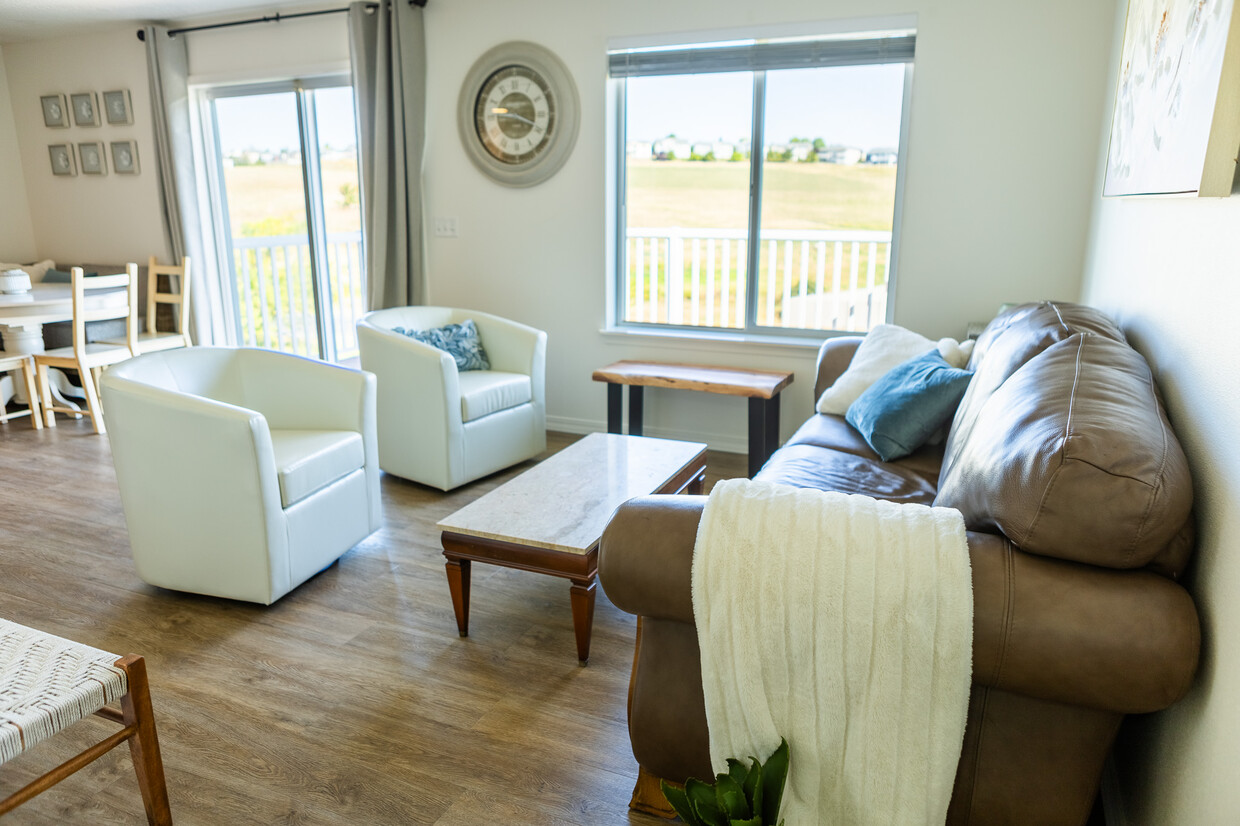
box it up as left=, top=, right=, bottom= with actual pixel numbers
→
left=600, top=495, right=703, bottom=623
left=968, top=531, right=1199, bottom=713
left=600, top=496, right=1200, bottom=715
left=813, top=336, right=863, bottom=404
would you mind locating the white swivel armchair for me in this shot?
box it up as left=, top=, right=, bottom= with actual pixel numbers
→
left=99, top=347, right=381, bottom=605
left=357, top=307, right=546, bottom=491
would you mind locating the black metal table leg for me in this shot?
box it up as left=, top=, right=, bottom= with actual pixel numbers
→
left=607, top=384, right=622, bottom=434
left=747, top=397, right=765, bottom=478
left=747, top=395, right=781, bottom=477
left=628, top=386, right=644, bottom=436
left=763, top=394, right=780, bottom=463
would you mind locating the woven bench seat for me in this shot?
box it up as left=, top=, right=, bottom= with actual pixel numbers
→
left=0, top=619, right=128, bottom=762
left=0, top=618, right=170, bottom=823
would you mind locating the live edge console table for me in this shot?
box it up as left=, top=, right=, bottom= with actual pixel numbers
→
left=592, top=360, right=794, bottom=477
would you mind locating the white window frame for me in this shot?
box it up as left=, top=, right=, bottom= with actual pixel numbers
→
left=607, top=21, right=916, bottom=341
left=195, top=74, right=362, bottom=362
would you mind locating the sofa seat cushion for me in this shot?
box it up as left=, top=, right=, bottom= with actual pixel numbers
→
left=786, top=414, right=945, bottom=485
left=458, top=371, right=531, bottom=422
left=269, top=429, right=365, bottom=508
left=755, top=444, right=938, bottom=505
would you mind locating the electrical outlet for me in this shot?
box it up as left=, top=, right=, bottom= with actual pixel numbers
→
left=433, top=217, right=459, bottom=238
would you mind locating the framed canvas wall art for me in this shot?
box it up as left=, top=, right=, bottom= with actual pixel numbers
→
left=1104, top=0, right=1240, bottom=196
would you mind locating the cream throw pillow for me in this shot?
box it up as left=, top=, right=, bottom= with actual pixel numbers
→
left=816, top=324, right=974, bottom=415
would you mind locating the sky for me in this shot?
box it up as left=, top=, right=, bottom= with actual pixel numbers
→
left=626, top=63, right=905, bottom=149
left=214, top=86, right=358, bottom=155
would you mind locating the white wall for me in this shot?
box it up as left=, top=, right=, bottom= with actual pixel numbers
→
left=2, top=27, right=165, bottom=265
left=0, top=1, right=1122, bottom=452
left=0, top=46, right=37, bottom=261
left=421, top=0, right=1119, bottom=448
left=1082, top=6, right=1240, bottom=824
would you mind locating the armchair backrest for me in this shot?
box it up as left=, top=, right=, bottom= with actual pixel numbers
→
left=105, top=346, right=245, bottom=405
left=361, top=306, right=546, bottom=380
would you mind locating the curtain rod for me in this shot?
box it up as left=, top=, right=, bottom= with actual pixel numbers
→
left=136, top=0, right=426, bottom=41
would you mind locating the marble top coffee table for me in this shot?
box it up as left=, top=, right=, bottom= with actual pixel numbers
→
left=437, top=432, right=707, bottom=664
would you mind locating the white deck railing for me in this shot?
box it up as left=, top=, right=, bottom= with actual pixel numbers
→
left=231, top=231, right=366, bottom=360
left=625, top=227, right=891, bottom=333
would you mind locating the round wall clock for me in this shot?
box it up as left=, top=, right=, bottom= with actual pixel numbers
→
left=457, top=41, right=580, bottom=187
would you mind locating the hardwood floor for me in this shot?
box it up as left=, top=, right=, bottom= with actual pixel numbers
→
left=0, top=420, right=746, bottom=825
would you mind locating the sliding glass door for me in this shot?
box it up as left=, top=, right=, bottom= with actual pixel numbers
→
left=203, top=78, right=365, bottom=361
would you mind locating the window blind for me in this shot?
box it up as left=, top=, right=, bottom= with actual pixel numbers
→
left=608, top=34, right=915, bottom=78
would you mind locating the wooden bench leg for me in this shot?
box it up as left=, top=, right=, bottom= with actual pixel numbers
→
left=116, top=655, right=172, bottom=826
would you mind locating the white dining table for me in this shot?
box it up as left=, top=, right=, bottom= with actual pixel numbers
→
left=0, top=281, right=130, bottom=407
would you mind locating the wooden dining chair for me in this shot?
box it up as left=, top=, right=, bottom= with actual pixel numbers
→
left=0, top=619, right=172, bottom=824
left=102, top=256, right=191, bottom=354
left=34, top=265, right=137, bottom=434
left=0, top=353, right=42, bottom=429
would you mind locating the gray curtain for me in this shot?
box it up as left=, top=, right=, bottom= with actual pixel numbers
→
left=348, top=1, right=427, bottom=310
left=144, top=25, right=229, bottom=345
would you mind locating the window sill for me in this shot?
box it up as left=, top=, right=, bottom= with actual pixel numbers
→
left=599, top=325, right=832, bottom=354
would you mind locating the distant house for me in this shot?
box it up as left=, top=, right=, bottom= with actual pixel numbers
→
left=866, top=148, right=899, bottom=164
left=652, top=137, right=692, bottom=160
left=818, top=145, right=863, bottom=164
left=789, top=143, right=815, bottom=161
left=626, top=140, right=653, bottom=158
left=686, top=140, right=735, bottom=159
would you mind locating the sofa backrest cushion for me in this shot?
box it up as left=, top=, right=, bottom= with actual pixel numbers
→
left=935, top=332, right=1192, bottom=570
left=940, top=301, right=1126, bottom=491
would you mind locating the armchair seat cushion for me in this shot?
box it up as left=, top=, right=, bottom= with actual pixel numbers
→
left=458, top=371, right=532, bottom=422
left=270, top=429, right=365, bottom=507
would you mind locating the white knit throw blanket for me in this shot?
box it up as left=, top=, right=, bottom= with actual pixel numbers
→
left=692, top=479, right=973, bottom=825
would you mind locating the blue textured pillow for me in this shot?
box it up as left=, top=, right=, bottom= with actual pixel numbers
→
left=42, top=268, right=97, bottom=283
left=393, top=319, right=490, bottom=371
left=845, top=349, right=973, bottom=461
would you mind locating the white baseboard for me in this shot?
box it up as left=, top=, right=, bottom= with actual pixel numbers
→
left=545, top=415, right=748, bottom=455
left=1099, top=753, right=1128, bottom=826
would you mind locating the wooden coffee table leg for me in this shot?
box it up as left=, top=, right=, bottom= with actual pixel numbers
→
left=445, top=557, right=471, bottom=636
left=569, top=576, right=597, bottom=666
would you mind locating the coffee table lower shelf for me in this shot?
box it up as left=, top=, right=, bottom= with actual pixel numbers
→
left=441, top=534, right=600, bottom=664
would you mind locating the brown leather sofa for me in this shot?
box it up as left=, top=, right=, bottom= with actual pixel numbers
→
left=598, top=301, right=1200, bottom=825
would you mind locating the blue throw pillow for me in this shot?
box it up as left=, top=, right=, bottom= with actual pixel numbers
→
left=845, top=349, right=973, bottom=461
left=393, top=319, right=490, bottom=371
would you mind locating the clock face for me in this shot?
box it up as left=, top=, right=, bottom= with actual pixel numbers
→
left=458, top=41, right=579, bottom=187
left=474, top=65, right=556, bottom=165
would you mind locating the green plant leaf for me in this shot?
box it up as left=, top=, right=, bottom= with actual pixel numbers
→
left=728, top=818, right=762, bottom=826
left=661, top=781, right=705, bottom=826
left=687, top=778, right=727, bottom=826
left=743, top=759, right=762, bottom=822
left=727, top=757, right=748, bottom=787
left=760, top=738, right=790, bottom=825
left=714, top=773, right=751, bottom=821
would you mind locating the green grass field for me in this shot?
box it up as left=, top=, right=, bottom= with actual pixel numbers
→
left=626, top=158, right=897, bottom=231
left=222, top=158, right=362, bottom=238
left=623, top=158, right=897, bottom=330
